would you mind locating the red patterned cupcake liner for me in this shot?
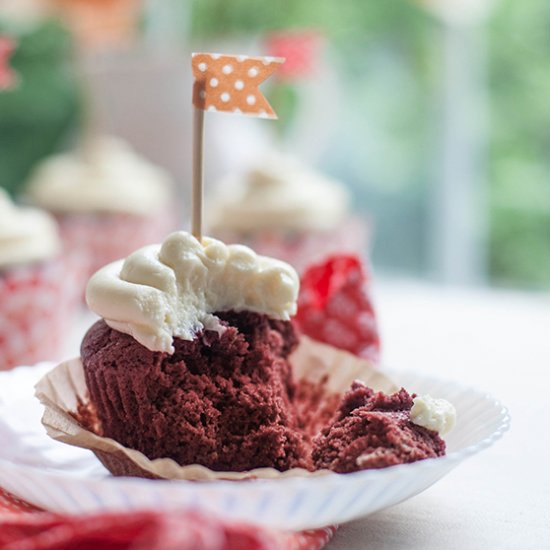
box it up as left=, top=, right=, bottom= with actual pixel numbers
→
left=0, top=256, right=85, bottom=370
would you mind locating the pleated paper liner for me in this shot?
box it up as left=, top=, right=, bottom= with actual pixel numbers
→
left=35, top=336, right=397, bottom=481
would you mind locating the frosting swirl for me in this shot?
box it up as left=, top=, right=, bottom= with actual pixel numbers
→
left=0, top=189, right=60, bottom=269
left=208, top=153, right=350, bottom=232
left=25, top=136, right=171, bottom=215
left=86, top=231, right=299, bottom=353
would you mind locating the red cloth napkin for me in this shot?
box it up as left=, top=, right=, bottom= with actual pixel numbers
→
left=0, top=488, right=336, bottom=550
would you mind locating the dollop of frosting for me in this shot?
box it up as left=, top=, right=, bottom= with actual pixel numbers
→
left=25, top=136, right=171, bottom=215
left=0, top=189, right=60, bottom=269
left=411, top=395, right=456, bottom=435
left=86, top=231, right=300, bottom=353
left=208, top=153, right=350, bottom=232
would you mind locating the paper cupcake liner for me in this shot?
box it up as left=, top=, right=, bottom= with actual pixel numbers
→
left=56, top=211, right=177, bottom=280
left=35, top=336, right=397, bottom=481
left=0, top=256, right=84, bottom=371
left=212, top=217, right=371, bottom=274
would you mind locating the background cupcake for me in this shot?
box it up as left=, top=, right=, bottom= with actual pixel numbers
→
left=206, top=152, right=369, bottom=273
left=0, top=190, right=81, bottom=370
left=25, top=135, right=177, bottom=282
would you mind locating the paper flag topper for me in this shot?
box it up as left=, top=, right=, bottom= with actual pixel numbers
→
left=0, top=37, right=17, bottom=90
left=192, top=53, right=284, bottom=119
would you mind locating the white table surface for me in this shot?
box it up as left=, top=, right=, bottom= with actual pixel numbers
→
left=65, top=279, right=550, bottom=549
left=327, top=280, right=550, bottom=550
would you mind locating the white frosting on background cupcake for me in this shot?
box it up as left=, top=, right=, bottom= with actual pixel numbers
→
left=25, top=136, right=171, bottom=215
left=0, top=189, right=60, bottom=269
left=86, top=231, right=300, bottom=353
left=208, top=153, right=350, bottom=233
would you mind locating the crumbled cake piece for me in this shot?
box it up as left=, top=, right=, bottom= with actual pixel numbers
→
left=312, top=381, right=446, bottom=473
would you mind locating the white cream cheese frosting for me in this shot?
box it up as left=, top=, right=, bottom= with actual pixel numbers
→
left=0, top=189, right=60, bottom=269
left=208, top=153, right=350, bottom=232
left=411, top=394, right=456, bottom=435
left=86, top=231, right=300, bottom=353
left=25, top=136, right=171, bottom=215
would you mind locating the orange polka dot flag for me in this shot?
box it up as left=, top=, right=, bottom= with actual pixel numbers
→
left=192, top=53, right=284, bottom=119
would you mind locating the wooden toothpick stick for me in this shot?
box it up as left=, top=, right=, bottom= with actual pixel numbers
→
left=192, top=106, right=205, bottom=241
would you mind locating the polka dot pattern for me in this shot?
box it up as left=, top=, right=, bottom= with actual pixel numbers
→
left=192, top=52, right=284, bottom=119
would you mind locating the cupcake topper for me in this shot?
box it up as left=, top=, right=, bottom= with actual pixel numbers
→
left=0, top=36, right=18, bottom=91
left=191, top=53, right=284, bottom=241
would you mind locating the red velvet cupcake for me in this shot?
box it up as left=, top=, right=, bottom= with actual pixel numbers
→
left=82, top=231, right=309, bottom=472
left=60, top=231, right=455, bottom=478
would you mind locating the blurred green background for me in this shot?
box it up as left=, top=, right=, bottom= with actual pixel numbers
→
left=0, top=0, right=548, bottom=289
left=0, top=18, right=79, bottom=196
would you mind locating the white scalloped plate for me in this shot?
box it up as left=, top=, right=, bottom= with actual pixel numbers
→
left=0, top=363, right=509, bottom=531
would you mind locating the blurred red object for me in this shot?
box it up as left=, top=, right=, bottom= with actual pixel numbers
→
left=265, top=30, right=323, bottom=81
left=51, top=0, right=141, bottom=51
left=0, top=511, right=274, bottom=550
left=0, top=488, right=336, bottom=550
left=0, top=36, right=17, bottom=90
left=295, top=255, right=380, bottom=364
